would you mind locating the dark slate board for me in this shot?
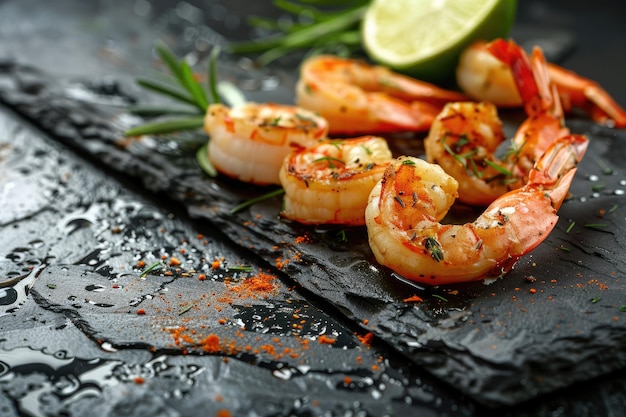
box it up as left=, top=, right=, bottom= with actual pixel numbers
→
left=1, top=108, right=486, bottom=417
left=3, top=0, right=626, bottom=411
left=2, top=50, right=626, bottom=408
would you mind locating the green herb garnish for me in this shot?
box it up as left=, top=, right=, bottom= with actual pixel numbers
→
left=424, top=236, right=444, bottom=262
left=141, top=261, right=163, bottom=278
left=336, top=229, right=348, bottom=242
left=196, top=142, right=218, bottom=177
left=584, top=223, right=607, bottom=230
left=313, top=156, right=345, bottom=169
left=230, top=188, right=286, bottom=214
left=229, top=0, right=369, bottom=65
left=432, top=294, right=448, bottom=302
left=124, top=44, right=225, bottom=138
left=178, top=303, right=194, bottom=316
left=227, top=265, right=254, bottom=272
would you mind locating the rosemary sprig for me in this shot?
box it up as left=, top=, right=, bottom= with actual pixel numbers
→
left=229, top=0, right=369, bottom=65
left=124, top=43, right=224, bottom=138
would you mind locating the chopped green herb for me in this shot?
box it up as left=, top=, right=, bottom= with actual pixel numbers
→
left=595, top=157, right=613, bottom=175
left=178, top=303, right=194, bottom=316
left=196, top=142, right=218, bottom=177
left=227, top=265, right=254, bottom=272
left=591, top=297, right=601, bottom=303
left=591, top=182, right=606, bottom=192
left=401, top=159, right=416, bottom=165
left=619, top=305, right=626, bottom=312
left=336, top=229, right=348, bottom=242
left=313, top=156, right=344, bottom=169
left=269, top=116, right=282, bottom=126
left=230, top=188, right=286, bottom=214
left=124, top=116, right=205, bottom=137
left=584, top=223, right=607, bottom=230
left=609, top=204, right=618, bottom=214
left=432, top=294, right=448, bottom=302
left=424, top=236, right=444, bottom=262
left=484, top=159, right=513, bottom=176
left=558, top=245, right=570, bottom=252
left=141, top=261, right=163, bottom=278
left=47, top=284, right=57, bottom=289
left=565, top=221, right=575, bottom=233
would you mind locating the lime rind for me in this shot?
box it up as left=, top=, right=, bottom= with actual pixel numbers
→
left=362, top=0, right=517, bottom=82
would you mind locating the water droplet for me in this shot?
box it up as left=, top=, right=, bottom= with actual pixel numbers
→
left=272, top=368, right=293, bottom=380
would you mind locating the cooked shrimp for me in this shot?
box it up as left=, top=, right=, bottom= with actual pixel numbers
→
left=425, top=39, right=570, bottom=205
left=280, top=136, right=392, bottom=225
left=295, top=54, right=467, bottom=135
left=457, top=40, right=626, bottom=128
left=205, top=102, right=328, bottom=185
left=365, top=134, right=589, bottom=285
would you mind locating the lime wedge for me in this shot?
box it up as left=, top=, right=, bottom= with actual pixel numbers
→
left=362, top=0, right=517, bottom=82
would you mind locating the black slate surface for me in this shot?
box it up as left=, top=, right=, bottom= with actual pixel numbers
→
left=1, top=107, right=483, bottom=416
left=2, top=0, right=626, bottom=415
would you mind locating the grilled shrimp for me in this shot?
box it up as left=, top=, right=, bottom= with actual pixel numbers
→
left=365, top=134, right=588, bottom=285
left=457, top=40, right=626, bottom=128
left=425, top=39, right=570, bottom=205
left=204, top=102, right=328, bottom=185
left=295, top=54, right=467, bottom=135
left=280, top=136, right=392, bottom=225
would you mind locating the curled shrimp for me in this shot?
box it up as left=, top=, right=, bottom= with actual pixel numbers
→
left=457, top=40, right=626, bottom=128
left=280, top=136, right=392, bottom=225
left=295, top=54, right=467, bottom=136
left=365, top=134, right=588, bottom=285
left=204, top=102, right=328, bottom=185
left=425, top=39, right=570, bottom=206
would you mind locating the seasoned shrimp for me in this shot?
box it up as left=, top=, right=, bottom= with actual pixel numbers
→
left=205, top=102, right=328, bottom=185
left=425, top=39, right=570, bottom=205
left=295, top=54, right=467, bottom=135
left=280, top=136, right=392, bottom=225
left=457, top=40, right=626, bottom=128
left=365, top=134, right=588, bottom=285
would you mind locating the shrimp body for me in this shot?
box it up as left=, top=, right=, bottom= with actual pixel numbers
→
left=366, top=134, right=588, bottom=285
left=205, top=102, right=328, bottom=185
left=426, top=39, right=569, bottom=205
left=280, top=136, right=392, bottom=225
left=424, top=101, right=523, bottom=206
left=296, top=55, right=467, bottom=135
left=457, top=40, right=626, bottom=128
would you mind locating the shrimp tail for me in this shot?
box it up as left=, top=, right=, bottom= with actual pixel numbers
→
left=527, top=134, right=589, bottom=210
left=546, top=63, right=626, bottom=128
left=486, top=39, right=559, bottom=118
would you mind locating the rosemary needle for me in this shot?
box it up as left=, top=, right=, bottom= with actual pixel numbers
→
left=141, top=261, right=163, bottom=278
left=230, top=188, right=286, bottom=214
left=196, top=142, right=218, bottom=177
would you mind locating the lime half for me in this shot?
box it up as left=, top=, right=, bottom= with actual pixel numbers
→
left=362, top=0, right=517, bottom=82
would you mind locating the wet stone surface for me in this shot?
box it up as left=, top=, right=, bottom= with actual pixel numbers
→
left=0, top=110, right=481, bottom=417
left=3, top=56, right=626, bottom=408
left=1, top=0, right=626, bottom=416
